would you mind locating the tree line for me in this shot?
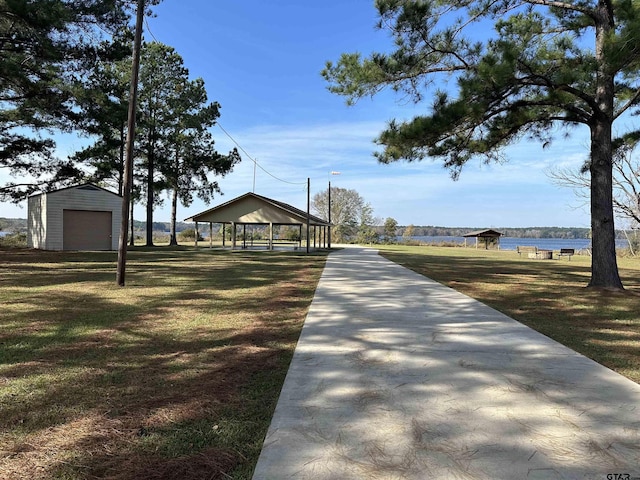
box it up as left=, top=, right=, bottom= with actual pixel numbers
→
left=0, top=215, right=627, bottom=244
left=397, top=226, right=595, bottom=240
left=1, top=1, right=239, bottom=247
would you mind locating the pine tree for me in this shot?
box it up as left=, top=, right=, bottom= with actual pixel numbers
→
left=0, top=0, right=131, bottom=201
left=138, top=42, right=240, bottom=246
left=323, top=0, right=640, bottom=289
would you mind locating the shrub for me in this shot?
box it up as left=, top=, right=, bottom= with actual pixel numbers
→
left=279, top=226, right=300, bottom=241
left=402, top=239, right=423, bottom=246
left=178, top=228, right=203, bottom=241
left=151, top=232, right=170, bottom=244
left=617, top=231, right=640, bottom=257
left=0, top=232, right=27, bottom=248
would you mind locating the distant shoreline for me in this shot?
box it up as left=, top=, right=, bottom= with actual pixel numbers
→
left=0, top=217, right=632, bottom=240
left=399, top=235, right=631, bottom=251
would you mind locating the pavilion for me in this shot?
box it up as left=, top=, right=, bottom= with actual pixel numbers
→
left=463, top=229, right=503, bottom=249
left=184, top=192, right=332, bottom=251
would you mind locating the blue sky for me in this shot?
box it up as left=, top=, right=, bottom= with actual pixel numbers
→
left=0, top=0, right=594, bottom=228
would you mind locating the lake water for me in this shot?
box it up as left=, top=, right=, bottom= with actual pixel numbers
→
left=402, top=235, right=630, bottom=251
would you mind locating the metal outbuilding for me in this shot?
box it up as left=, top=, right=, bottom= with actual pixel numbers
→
left=184, top=192, right=332, bottom=250
left=28, top=184, right=122, bottom=251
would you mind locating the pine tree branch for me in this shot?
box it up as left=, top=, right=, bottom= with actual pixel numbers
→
left=523, top=0, right=595, bottom=18
left=614, top=85, right=640, bottom=120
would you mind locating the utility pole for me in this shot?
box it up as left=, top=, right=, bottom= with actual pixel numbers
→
left=328, top=181, right=331, bottom=249
left=252, top=158, right=257, bottom=193
left=116, top=0, right=145, bottom=286
left=306, top=177, right=310, bottom=254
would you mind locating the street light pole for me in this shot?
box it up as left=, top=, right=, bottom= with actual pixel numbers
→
left=328, top=171, right=340, bottom=249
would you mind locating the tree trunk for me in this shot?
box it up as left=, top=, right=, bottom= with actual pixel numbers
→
left=146, top=147, right=154, bottom=247
left=589, top=119, right=623, bottom=289
left=118, top=123, right=125, bottom=196
left=168, top=150, right=180, bottom=246
left=169, top=188, right=178, bottom=246
left=588, top=3, right=623, bottom=289
left=129, top=196, right=135, bottom=246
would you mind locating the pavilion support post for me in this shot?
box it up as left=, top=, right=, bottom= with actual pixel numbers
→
left=269, top=223, right=274, bottom=250
left=222, top=224, right=226, bottom=248
left=195, top=222, right=199, bottom=247
left=306, top=177, right=310, bottom=254
left=243, top=224, right=246, bottom=249
left=232, top=222, right=236, bottom=250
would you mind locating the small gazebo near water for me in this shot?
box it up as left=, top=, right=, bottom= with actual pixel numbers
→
left=463, top=229, right=503, bottom=249
left=184, top=192, right=331, bottom=251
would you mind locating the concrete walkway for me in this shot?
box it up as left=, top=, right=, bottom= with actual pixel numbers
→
left=252, top=247, right=640, bottom=480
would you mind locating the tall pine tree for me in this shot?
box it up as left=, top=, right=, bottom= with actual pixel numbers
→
left=137, top=42, right=182, bottom=246
left=0, top=0, right=131, bottom=201
left=162, top=79, right=240, bottom=245
left=138, top=42, right=239, bottom=246
left=323, top=0, right=640, bottom=290
left=72, top=42, right=132, bottom=195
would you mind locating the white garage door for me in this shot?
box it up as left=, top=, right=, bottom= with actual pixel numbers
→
left=63, top=210, right=112, bottom=250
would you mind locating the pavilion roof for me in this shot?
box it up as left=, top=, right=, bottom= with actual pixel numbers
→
left=462, top=229, right=503, bottom=238
left=184, top=192, right=330, bottom=226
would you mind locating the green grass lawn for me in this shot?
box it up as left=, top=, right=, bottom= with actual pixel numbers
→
left=0, top=246, right=327, bottom=480
left=378, top=245, right=640, bottom=384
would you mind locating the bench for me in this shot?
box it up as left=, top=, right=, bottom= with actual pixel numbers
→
left=517, top=246, right=537, bottom=257
left=517, top=246, right=553, bottom=259
left=557, top=248, right=575, bottom=260
left=240, top=240, right=301, bottom=250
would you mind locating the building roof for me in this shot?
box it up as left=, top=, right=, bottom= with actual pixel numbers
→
left=462, top=229, right=503, bottom=238
left=28, top=183, right=121, bottom=198
left=184, top=192, right=330, bottom=226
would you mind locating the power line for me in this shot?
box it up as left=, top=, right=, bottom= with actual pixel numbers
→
left=216, top=123, right=307, bottom=186
left=144, top=17, right=159, bottom=42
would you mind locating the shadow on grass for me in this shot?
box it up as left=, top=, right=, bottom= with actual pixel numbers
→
left=0, top=247, right=327, bottom=480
